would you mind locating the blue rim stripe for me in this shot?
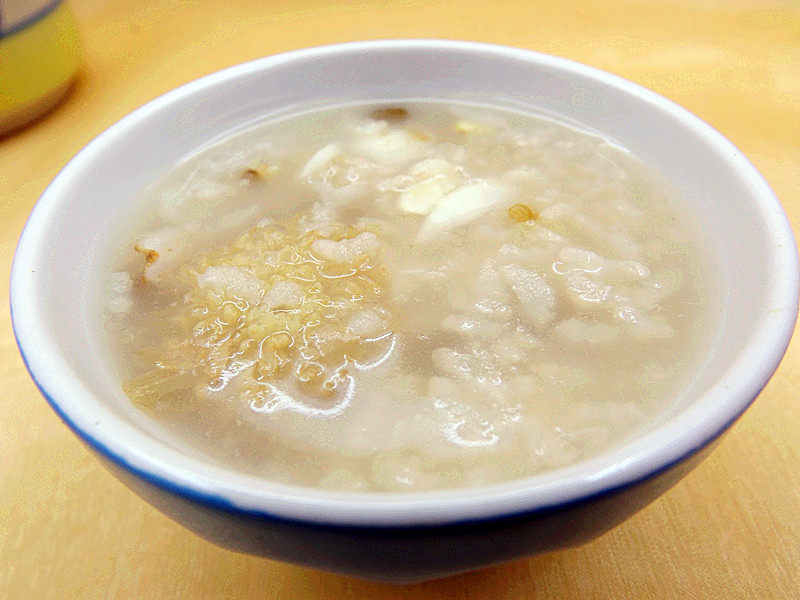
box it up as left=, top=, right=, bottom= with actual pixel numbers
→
left=0, top=0, right=61, bottom=39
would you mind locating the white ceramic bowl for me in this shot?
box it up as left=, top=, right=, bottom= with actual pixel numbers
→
left=11, top=40, right=798, bottom=582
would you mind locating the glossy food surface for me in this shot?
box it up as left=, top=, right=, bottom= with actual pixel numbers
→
left=105, top=102, right=709, bottom=491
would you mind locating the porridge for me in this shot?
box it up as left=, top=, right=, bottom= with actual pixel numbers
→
left=103, top=101, right=710, bottom=491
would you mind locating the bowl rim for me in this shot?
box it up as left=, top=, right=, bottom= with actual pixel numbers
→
left=11, top=39, right=799, bottom=527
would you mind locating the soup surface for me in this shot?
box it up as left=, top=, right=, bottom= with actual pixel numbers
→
left=103, top=101, right=710, bottom=491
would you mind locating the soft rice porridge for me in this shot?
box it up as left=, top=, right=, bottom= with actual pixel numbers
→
left=103, top=101, right=710, bottom=492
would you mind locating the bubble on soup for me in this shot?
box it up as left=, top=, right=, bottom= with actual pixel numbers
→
left=104, top=101, right=709, bottom=491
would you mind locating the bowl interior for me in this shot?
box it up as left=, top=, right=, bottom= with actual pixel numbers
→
left=12, top=41, right=798, bottom=524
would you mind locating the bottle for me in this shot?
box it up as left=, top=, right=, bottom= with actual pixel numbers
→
left=0, top=1, right=81, bottom=135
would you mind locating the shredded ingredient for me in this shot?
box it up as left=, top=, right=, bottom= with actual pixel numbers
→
left=241, top=164, right=279, bottom=181
left=507, top=203, right=537, bottom=222
left=454, top=120, right=484, bottom=134
left=242, top=168, right=261, bottom=181
left=122, top=368, right=191, bottom=409
left=125, top=219, right=394, bottom=408
left=368, top=106, right=410, bottom=123
left=134, top=245, right=159, bottom=265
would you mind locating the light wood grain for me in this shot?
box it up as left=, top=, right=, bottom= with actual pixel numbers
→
left=2, top=1, right=799, bottom=598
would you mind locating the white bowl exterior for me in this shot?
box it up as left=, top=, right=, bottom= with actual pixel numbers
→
left=11, top=40, right=799, bottom=526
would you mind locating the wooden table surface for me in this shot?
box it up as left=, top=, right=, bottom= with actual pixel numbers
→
left=2, top=1, right=799, bottom=598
